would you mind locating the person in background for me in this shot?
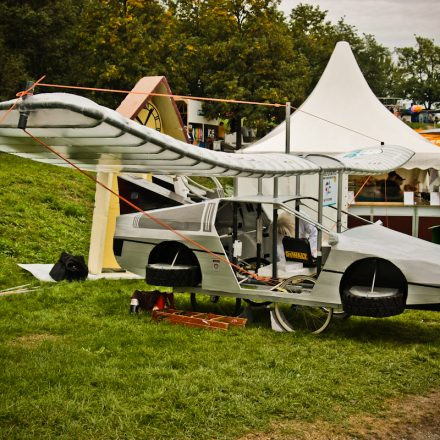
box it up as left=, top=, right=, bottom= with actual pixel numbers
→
left=218, top=121, right=225, bottom=140
left=206, top=136, right=214, bottom=150
left=380, top=171, right=404, bottom=201
left=217, top=121, right=226, bottom=152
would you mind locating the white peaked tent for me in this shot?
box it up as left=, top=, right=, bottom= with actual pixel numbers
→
left=245, top=41, right=440, bottom=170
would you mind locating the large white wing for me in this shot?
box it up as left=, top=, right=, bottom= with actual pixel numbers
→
left=0, top=93, right=413, bottom=176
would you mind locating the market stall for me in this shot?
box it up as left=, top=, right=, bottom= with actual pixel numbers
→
left=241, top=41, right=440, bottom=239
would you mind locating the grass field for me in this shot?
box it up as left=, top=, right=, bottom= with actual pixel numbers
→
left=1, top=154, right=440, bottom=439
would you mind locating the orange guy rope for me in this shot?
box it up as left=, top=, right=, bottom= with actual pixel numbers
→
left=347, top=175, right=372, bottom=207
left=37, top=82, right=286, bottom=108
left=22, top=128, right=275, bottom=284
left=36, top=81, right=382, bottom=142
left=0, top=75, right=46, bottom=125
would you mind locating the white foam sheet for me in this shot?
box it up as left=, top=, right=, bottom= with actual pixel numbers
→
left=18, top=264, right=143, bottom=282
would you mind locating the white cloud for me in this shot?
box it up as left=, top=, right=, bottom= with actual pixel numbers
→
left=281, top=0, right=440, bottom=48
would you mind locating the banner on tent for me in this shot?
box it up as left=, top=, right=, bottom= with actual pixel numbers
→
left=323, top=172, right=337, bottom=206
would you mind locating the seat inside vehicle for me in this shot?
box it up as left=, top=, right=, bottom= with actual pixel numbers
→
left=282, top=237, right=317, bottom=268
left=257, top=237, right=316, bottom=279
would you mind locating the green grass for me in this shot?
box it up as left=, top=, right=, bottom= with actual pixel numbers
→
left=2, top=285, right=440, bottom=439
left=0, top=153, right=95, bottom=288
left=1, top=154, right=440, bottom=439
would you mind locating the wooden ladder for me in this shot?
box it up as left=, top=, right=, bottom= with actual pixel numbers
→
left=152, top=309, right=247, bottom=330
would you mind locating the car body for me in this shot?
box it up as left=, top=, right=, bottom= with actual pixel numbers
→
left=113, top=195, right=440, bottom=313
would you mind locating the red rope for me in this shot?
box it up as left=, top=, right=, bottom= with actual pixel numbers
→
left=34, top=81, right=382, bottom=142
left=0, top=75, right=46, bottom=125
left=347, top=175, right=372, bottom=207
left=37, top=82, right=286, bottom=108
left=22, top=128, right=276, bottom=285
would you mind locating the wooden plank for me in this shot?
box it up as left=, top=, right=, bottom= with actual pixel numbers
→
left=152, top=309, right=247, bottom=330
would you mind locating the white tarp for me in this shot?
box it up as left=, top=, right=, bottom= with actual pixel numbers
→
left=18, top=264, right=142, bottom=282
left=245, top=42, right=440, bottom=170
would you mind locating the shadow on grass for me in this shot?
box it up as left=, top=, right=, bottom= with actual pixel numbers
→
left=173, top=293, right=273, bottom=329
left=328, top=311, right=440, bottom=345
left=173, top=294, right=440, bottom=343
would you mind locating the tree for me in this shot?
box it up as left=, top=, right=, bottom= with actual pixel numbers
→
left=168, top=0, right=310, bottom=142
left=0, top=0, right=85, bottom=100
left=355, top=34, right=395, bottom=97
left=288, top=3, right=395, bottom=99
left=395, top=36, right=440, bottom=109
left=78, top=0, right=174, bottom=108
left=289, top=4, right=361, bottom=96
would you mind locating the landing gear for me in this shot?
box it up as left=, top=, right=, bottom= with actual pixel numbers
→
left=190, top=293, right=243, bottom=316
left=273, top=275, right=333, bottom=334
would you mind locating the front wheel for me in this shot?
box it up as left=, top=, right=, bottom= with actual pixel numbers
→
left=274, top=275, right=333, bottom=334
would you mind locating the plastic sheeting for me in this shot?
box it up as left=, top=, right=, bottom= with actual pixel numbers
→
left=18, top=264, right=142, bottom=282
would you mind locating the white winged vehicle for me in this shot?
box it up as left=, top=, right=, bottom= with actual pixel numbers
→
left=1, top=92, right=440, bottom=333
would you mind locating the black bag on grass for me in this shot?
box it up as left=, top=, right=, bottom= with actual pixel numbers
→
left=49, top=252, right=88, bottom=282
left=130, top=290, right=163, bottom=313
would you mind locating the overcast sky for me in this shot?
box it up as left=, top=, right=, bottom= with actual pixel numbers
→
left=280, top=0, right=440, bottom=49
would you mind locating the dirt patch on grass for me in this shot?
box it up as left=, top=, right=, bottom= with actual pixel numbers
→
left=240, top=390, right=440, bottom=439
left=9, top=333, right=61, bottom=348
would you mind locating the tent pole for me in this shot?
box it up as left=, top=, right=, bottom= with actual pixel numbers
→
left=272, top=178, right=279, bottom=279
left=317, top=172, right=323, bottom=273
left=337, top=170, right=343, bottom=233
left=285, top=102, right=291, bottom=155
left=286, top=100, right=300, bottom=238
left=295, top=174, right=300, bottom=238
left=232, top=202, right=238, bottom=267
left=256, top=204, right=262, bottom=271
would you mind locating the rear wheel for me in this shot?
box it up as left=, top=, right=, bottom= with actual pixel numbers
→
left=274, top=275, right=333, bottom=334
left=342, top=285, right=405, bottom=317
left=340, top=258, right=407, bottom=318
left=146, top=263, right=201, bottom=287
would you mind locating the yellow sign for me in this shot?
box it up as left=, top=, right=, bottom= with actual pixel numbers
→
left=285, top=251, right=307, bottom=260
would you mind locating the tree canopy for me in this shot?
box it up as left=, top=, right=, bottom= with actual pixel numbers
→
left=0, top=0, right=437, bottom=131
left=395, top=36, right=440, bottom=109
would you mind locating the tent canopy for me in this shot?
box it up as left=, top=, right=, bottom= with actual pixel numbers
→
left=245, top=42, right=440, bottom=170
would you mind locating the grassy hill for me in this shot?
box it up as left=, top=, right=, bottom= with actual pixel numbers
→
left=1, top=153, right=440, bottom=439
left=0, top=153, right=95, bottom=288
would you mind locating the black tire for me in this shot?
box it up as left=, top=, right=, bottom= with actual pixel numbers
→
left=146, top=263, right=201, bottom=287
left=341, top=285, right=405, bottom=318
left=190, top=293, right=242, bottom=316
left=340, top=258, right=407, bottom=318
